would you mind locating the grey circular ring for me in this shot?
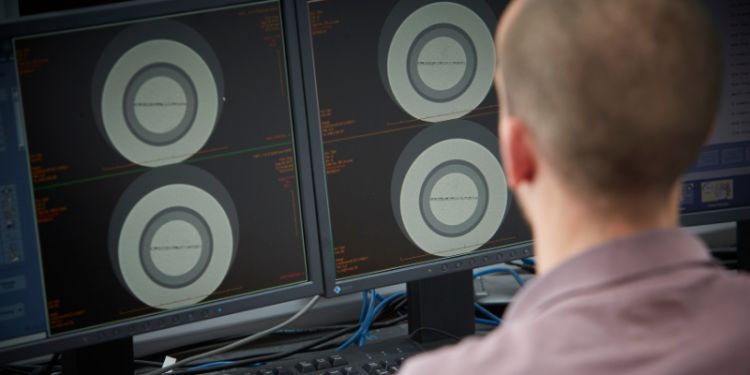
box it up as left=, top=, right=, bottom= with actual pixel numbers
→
left=139, top=207, right=213, bottom=289
left=419, top=160, right=488, bottom=237
left=123, top=63, right=199, bottom=146
left=407, top=23, right=478, bottom=103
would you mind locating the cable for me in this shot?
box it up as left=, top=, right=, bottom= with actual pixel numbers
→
left=356, top=292, right=406, bottom=346
left=144, top=295, right=321, bottom=375
left=473, top=268, right=522, bottom=328
left=392, top=295, right=409, bottom=313
left=143, top=291, right=409, bottom=374
left=188, top=360, right=235, bottom=371
left=0, top=366, right=33, bottom=375
left=474, top=303, right=502, bottom=325
left=358, top=291, right=369, bottom=323
left=507, top=260, right=536, bottom=274
left=166, top=315, right=409, bottom=375
left=336, top=291, right=406, bottom=350
left=172, top=325, right=357, bottom=374
left=29, top=353, right=59, bottom=375
left=474, top=267, right=526, bottom=287
left=356, top=290, right=378, bottom=346
left=135, top=360, right=164, bottom=367
left=2, top=354, right=61, bottom=375
left=338, top=290, right=376, bottom=350
left=274, top=324, right=353, bottom=335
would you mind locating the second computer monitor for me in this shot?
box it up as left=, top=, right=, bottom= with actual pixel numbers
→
left=680, top=1, right=750, bottom=226
left=299, top=0, right=532, bottom=295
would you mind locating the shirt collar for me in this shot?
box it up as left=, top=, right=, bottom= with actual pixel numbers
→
left=504, top=229, right=713, bottom=320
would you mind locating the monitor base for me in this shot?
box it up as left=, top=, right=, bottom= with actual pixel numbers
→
left=62, top=336, right=134, bottom=374
left=406, top=270, right=475, bottom=343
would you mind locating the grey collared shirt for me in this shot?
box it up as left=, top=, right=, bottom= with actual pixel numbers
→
left=399, top=229, right=750, bottom=374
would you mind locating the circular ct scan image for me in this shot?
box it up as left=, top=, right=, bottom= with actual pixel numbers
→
left=379, top=0, right=497, bottom=122
left=391, top=120, right=509, bottom=256
left=109, top=165, right=238, bottom=309
left=92, top=20, right=224, bottom=167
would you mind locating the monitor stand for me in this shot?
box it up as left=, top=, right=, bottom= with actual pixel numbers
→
left=62, top=336, right=134, bottom=374
left=406, top=270, right=475, bottom=344
left=739, top=219, right=749, bottom=272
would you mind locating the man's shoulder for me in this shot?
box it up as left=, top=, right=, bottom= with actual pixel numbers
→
left=398, top=336, right=488, bottom=375
left=398, top=269, right=750, bottom=375
left=399, top=321, right=542, bottom=375
left=701, top=269, right=750, bottom=318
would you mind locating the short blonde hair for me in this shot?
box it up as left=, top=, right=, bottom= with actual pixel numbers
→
left=500, top=0, right=722, bottom=203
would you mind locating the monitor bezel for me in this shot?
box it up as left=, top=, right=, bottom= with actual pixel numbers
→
left=294, top=0, right=533, bottom=298
left=0, top=0, right=325, bottom=364
left=681, top=207, right=750, bottom=227
left=680, top=0, right=750, bottom=227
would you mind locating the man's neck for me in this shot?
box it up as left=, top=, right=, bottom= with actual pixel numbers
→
left=529, top=184, right=680, bottom=276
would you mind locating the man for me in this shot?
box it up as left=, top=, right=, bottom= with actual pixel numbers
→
left=399, top=0, right=750, bottom=373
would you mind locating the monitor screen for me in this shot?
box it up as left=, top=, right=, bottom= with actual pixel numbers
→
left=0, top=0, right=320, bottom=361
left=681, top=0, right=750, bottom=224
left=301, top=0, right=532, bottom=294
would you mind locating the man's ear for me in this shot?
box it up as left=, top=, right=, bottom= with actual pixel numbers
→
left=499, top=116, right=537, bottom=189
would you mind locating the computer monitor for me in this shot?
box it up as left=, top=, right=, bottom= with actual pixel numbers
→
left=679, top=1, right=750, bottom=271
left=297, top=0, right=531, bottom=297
left=0, top=0, right=323, bottom=366
left=680, top=0, right=750, bottom=227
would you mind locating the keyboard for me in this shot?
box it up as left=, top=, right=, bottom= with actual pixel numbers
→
left=203, top=336, right=424, bottom=375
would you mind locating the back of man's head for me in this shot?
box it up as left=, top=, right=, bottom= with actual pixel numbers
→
left=499, top=0, right=722, bottom=211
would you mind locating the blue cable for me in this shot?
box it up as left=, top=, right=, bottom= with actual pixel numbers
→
left=359, top=291, right=377, bottom=344
left=357, top=291, right=379, bottom=346
left=338, top=290, right=377, bottom=351
left=473, top=267, right=526, bottom=287
left=357, top=292, right=406, bottom=346
left=338, top=290, right=406, bottom=351
left=338, top=292, right=372, bottom=350
left=188, top=360, right=236, bottom=371
left=473, top=267, right=526, bottom=328
left=358, top=291, right=369, bottom=323
left=522, top=257, right=535, bottom=266
left=474, top=303, right=501, bottom=324
left=337, top=327, right=363, bottom=351
left=358, top=293, right=398, bottom=346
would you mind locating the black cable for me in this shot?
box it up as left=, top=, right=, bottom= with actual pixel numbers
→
left=135, top=360, right=164, bottom=367
left=166, top=325, right=359, bottom=374
left=307, top=315, right=410, bottom=352
left=0, top=366, right=33, bottom=375
left=154, top=315, right=397, bottom=361
left=505, top=261, right=535, bottom=274
left=153, top=322, right=355, bottom=364
left=1, top=354, right=60, bottom=375
left=371, top=314, right=408, bottom=329
left=28, top=353, right=59, bottom=375
left=213, top=314, right=407, bottom=368
left=274, top=325, right=354, bottom=335
left=391, top=296, right=409, bottom=314
left=164, top=314, right=409, bottom=375
left=408, top=327, right=461, bottom=342
left=148, top=335, right=279, bottom=363
left=138, top=294, right=411, bottom=374
left=160, top=322, right=361, bottom=361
